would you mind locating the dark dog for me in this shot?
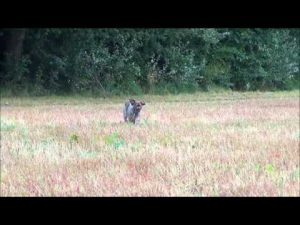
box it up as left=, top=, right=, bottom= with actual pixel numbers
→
left=123, top=99, right=146, bottom=124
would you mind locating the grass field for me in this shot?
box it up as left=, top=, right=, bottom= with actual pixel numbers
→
left=1, top=90, right=299, bottom=196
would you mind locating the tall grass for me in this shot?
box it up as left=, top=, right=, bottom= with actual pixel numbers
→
left=1, top=91, right=299, bottom=196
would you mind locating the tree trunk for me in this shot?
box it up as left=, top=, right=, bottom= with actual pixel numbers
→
left=5, top=28, right=26, bottom=62
left=2, top=29, right=27, bottom=85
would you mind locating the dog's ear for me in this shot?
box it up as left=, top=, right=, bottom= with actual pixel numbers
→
left=140, top=101, right=145, bottom=106
left=129, top=99, right=136, bottom=105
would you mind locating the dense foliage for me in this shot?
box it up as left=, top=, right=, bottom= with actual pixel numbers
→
left=0, top=28, right=299, bottom=96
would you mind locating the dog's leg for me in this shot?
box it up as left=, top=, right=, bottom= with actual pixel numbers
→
left=123, top=106, right=128, bottom=122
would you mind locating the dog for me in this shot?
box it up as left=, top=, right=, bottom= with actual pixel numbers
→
left=123, top=99, right=146, bottom=124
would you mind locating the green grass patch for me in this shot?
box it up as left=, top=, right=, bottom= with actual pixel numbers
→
left=104, top=132, right=126, bottom=150
left=1, top=117, right=17, bottom=132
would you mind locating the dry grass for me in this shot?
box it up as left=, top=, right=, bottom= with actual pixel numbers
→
left=1, top=90, right=299, bottom=196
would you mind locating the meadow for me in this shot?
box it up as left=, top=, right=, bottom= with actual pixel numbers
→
left=1, top=90, right=299, bottom=196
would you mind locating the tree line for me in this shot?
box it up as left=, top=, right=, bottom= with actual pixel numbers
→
left=0, top=28, right=299, bottom=96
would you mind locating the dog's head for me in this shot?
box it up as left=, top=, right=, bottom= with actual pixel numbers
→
left=129, top=99, right=145, bottom=113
